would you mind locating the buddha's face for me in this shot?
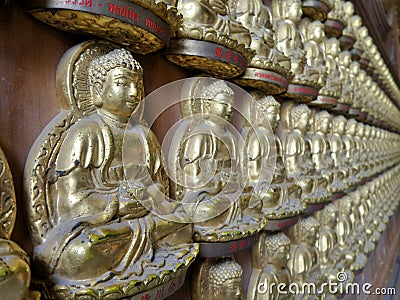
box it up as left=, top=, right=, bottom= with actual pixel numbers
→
left=318, top=117, right=331, bottom=133
left=327, top=211, right=338, bottom=227
left=271, top=245, right=290, bottom=267
left=344, top=2, right=354, bottom=16
left=301, top=224, right=318, bottom=245
left=218, top=278, right=243, bottom=300
left=348, top=122, right=357, bottom=135
left=99, top=67, right=143, bottom=120
left=286, top=1, right=302, bottom=22
left=327, top=40, right=340, bottom=56
left=265, top=105, right=280, bottom=129
left=204, top=93, right=233, bottom=121
left=296, top=112, right=310, bottom=132
left=312, top=23, right=325, bottom=43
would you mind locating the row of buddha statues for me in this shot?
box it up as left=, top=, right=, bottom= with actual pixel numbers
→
left=166, top=0, right=400, bottom=130
left=27, top=0, right=400, bottom=131
left=0, top=38, right=397, bottom=299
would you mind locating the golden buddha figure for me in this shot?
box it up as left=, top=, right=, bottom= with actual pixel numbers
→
left=336, top=50, right=353, bottom=111
left=0, top=146, right=40, bottom=300
left=359, top=185, right=381, bottom=244
left=352, top=25, right=368, bottom=61
left=233, top=1, right=291, bottom=94
left=348, top=60, right=361, bottom=112
left=325, top=0, right=346, bottom=38
left=299, top=18, right=327, bottom=86
left=192, top=256, right=244, bottom=300
left=306, top=110, right=333, bottom=201
left=166, top=0, right=254, bottom=78
left=173, top=78, right=265, bottom=242
left=334, top=195, right=367, bottom=272
left=327, top=115, right=347, bottom=193
left=342, top=118, right=359, bottom=188
left=248, top=232, right=291, bottom=300
left=243, top=91, right=304, bottom=222
left=288, top=217, right=325, bottom=296
left=234, top=0, right=273, bottom=65
left=365, top=182, right=387, bottom=234
left=318, top=38, right=341, bottom=100
left=349, top=190, right=375, bottom=255
left=280, top=102, right=316, bottom=205
left=24, top=40, right=198, bottom=299
left=272, top=0, right=306, bottom=80
left=175, top=0, right=251, bottom=46
left=339, top=1, right=358, bottom=50
left=315, top=203, right=354, bottom=286
left=353, top=122, right=365, bottom=181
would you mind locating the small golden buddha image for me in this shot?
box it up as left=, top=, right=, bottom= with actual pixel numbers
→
left=336, top=50, right=353, bottom=110
left=319, top=38, right=341, bottom=100
left=242, top=91, right=304, bottom=221
left=0, top=146, right=39, bottom=300
left=288, top=216, right=326, bottom=298
left=342, top=118, right=359, bottom=188
left=24, top=40, right=198, bottom=299
left=192, top=256, right=244, bottom=300
left=306, top=110, right=333, bottom=201
left=233, top=0, right=291, bottom=94
left=176, top=0, right=251, bottom=46
left=280, top=102, right=324, bottom=205
left=170, top=78, right=266, bottom=242
left=299, top=18, right=327, bottom=86
left=334, top=195, right=367, bottom=272
left=339, top=1, right=358, bottom=50
left=327, top=115, right=347, bottom=193
left=325, top=0, right=346, bottom=38
left=272, top=0, right=306, bottom=80
left=248, top=231, right=291, bottom=299
left=315, top=203, right=354, bottom=286
left=349, top=191, right=375, bottom=255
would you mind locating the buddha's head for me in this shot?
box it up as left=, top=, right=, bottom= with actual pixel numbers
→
left=291, top=104, right=311, bottom=133
left=89, top=48, right=143, bottom=122
left=209, top=258, right=243, bottom=300
left=296, top=216, right=320, bottom=246
left=314, top=110, right=332, bottom=134
left=265, top=232, right=291, bottom=267
left=198, top=80, right=234, bottom=122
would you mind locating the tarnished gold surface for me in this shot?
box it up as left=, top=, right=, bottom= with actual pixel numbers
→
left=0, top=147, right=40, bottom=300
left=24, top=40, right=198, bottom=299
left=248, top=232, right=291, bottom=299
left=29, top=0, right=182, bottom=55
left=192, top=256, right=244, bottom=300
